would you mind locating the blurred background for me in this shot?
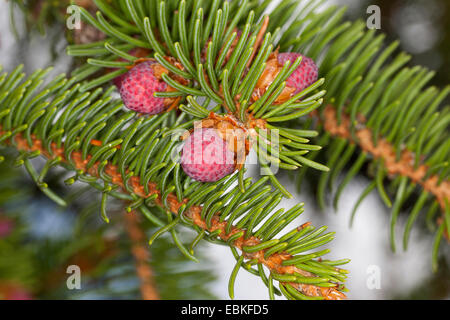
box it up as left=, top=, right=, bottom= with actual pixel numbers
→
left=0, top=0, right=449, bottom=300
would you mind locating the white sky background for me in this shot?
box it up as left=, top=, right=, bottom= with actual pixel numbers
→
left=0, top=0, right=448, bottom=300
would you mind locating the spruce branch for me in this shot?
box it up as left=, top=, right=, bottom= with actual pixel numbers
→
left=5, top=0, right=448, bottom=299
left=269, top=1, right=450, bottom=264
left=0, top=59, right=348, bottom=299
left=318, top=106, right=449, bottom=214
left=309, top=105, right=450, bottom=257
left=66, top=0, right=330, bottom=196
left=0, top=124, right=347, bottom=300
left=65, top=0, right=448, bottom=261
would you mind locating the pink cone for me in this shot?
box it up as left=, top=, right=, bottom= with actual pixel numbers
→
left=181, top=128, right=236, bottom=182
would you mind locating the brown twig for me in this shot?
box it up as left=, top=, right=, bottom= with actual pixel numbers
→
left=319, top=105, right=450, bottom=213
left=1, top=128, right=346, bottom=300
left=124, top=211, right=160, bottom=300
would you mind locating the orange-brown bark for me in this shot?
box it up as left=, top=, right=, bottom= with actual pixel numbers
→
left=124, top=211, right=160, bottom=300
left=321, top=106, right=450, bottom=211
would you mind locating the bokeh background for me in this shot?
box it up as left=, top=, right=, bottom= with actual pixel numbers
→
left=0, top=0, right=449, bottom=300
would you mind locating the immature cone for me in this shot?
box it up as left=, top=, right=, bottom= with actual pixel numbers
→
left=254, top=52, right=319, bottom=103
left=181, top=128, right=236, bottom=182
left=112, top=48, right=151, bottom=89
left=119, top=60, right=171, bottom=115
left=181, top=115, right=250, bottom=182
left=278, top=52, right=319, bottom=94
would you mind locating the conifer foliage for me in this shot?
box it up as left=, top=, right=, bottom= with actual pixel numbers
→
left=1, top=0, right=448, bottom=300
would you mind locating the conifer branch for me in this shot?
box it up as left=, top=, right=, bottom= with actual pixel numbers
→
left=264, top=0, right=450, bottom=260
left=0, top=58, right=347, bottom=299
left=5, top=0, right=449, bottom=298
left=0, top=128, right=347, bottom=300
left=317, top=106, right=449, bottom=213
